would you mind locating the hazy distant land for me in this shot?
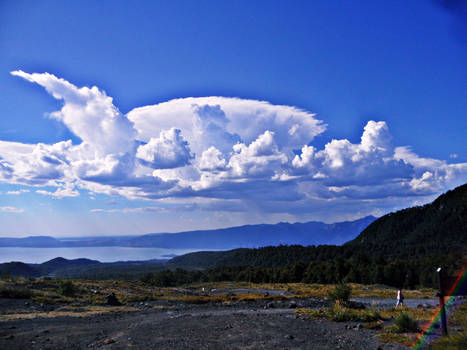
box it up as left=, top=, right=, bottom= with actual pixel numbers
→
left=0, top=216, right=376, bottom=251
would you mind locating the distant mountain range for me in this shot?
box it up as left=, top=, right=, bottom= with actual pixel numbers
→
left=0, top=215, right=376, bottom=250
left=1, top=183, right=466, bottom=281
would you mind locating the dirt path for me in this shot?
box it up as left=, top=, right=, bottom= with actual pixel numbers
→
left=352, top=297, right=439, bottom=309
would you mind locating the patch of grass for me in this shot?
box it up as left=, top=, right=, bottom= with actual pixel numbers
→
left=394, top=312, right=419, bottom=332
left=331, top=303, right=382, bottom=322
left=449, top=299, right=467, bottom=326
left=378, top=306, right=436, bottom=324
left=235, top=293, right=264, bottom=302
left=296, top=302, right=382, bottom=323
left=0, top=305, right=138, bottom=322
left=295, top=308, right=325, bottom=319
left=378, top=332, right=415, bottom=347
left=298, top=301, right=436, bottom=349
left=429, top=333, right=467, bottom=350
left=376, top=307, right=437, bottom=348
left=31, top=294, right=71, bottom=304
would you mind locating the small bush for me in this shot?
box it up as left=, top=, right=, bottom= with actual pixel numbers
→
left=328, top=283, right=352, bottom=304
left=57, top=279, right=75, bottom=296
left=1, top=272, right=12, bottom=281
left=329, top=301, right=348, bottom=321
left=394, top=312, right=419, bottom=332
left=0, top=286, right=33, bottom=299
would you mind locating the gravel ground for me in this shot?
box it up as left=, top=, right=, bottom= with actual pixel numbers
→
left=0, top=297, right=414, bottom=350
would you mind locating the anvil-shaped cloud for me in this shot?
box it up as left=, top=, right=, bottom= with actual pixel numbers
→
left=1, top=71, right=466, bottom=215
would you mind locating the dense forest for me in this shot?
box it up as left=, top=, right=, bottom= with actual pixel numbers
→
left=142, top=251, right=462, bottom=289
left=347, top=183, right=467, bottom=258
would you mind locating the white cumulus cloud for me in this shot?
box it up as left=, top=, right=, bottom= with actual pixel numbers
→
left=228, top=131, right=288, bottom=178
left=136, top=128, right=194, bottom=169
left=199, top=147, right=227, bottom=171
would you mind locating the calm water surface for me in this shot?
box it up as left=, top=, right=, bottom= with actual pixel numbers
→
left=0, top=247, right=207, bottom=264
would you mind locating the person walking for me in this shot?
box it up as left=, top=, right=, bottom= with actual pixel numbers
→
left=396, top=289, right=404, bottom=307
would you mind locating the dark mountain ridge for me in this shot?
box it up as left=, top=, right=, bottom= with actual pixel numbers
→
left=35, top=257, right=101, bottom=275
left=129, top=216, right=376, bottom=249
left=0, top=216, right=376, bottom=249
left=0, top=257, right=168, bottom=279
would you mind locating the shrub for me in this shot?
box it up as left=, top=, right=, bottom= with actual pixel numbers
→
left=368, top=307, right=381, bottom=321
left=394, top=312, right=419, bottom=332
left=0, top=286, right=33, bottom=299
left=329, top=301, right=348, bottom=321
left=1, top=272, right=12, bottom=281
left=57, top=279, right=75, bottom=296
left=328, top=283, right=352, bottom=304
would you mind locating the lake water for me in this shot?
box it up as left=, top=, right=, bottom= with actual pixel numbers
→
left=0, top=247, right=208, bottom=264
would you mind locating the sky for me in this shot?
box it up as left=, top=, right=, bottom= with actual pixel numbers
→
left=0, top=0, right=466, bottom=237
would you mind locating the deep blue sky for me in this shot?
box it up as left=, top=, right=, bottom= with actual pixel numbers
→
left=0, top=0, right=466, bottom=236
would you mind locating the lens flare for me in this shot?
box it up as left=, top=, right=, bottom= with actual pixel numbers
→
left=412, top=262, right=467, bottom=349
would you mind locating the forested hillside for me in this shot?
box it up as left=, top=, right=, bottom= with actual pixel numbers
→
left=347, top=183, right=467, bottom=258
left=144, top=184, right=467, bottom=289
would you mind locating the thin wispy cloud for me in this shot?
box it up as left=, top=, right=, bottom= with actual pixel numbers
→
left=90, top=207, right=165, bottom=214
left=6, top=189, right=30, bottom=195
left=0, top=206, right=24, bottom=213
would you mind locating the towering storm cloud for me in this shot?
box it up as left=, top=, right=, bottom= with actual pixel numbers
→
left=1, top=71, right=466, bottom=216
